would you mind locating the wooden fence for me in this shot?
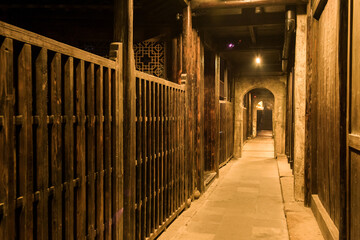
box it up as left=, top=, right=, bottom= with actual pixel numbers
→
left=219, top=101, right=234, bottom=166
left=134, top=71, right=186, bottom=240
left=0, top=21, right=123, bottom=239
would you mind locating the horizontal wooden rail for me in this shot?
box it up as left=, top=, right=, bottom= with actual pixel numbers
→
left=0, top=21, right=116, bottom=68
left=136, top=71, right=185, bottom=90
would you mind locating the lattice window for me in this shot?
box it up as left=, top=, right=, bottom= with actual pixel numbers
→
left=134, top=41, right=166, bottom=78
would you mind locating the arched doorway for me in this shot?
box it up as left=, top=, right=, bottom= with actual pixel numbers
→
left=243, top=88, right=275, bottom=139
left=233, top=75, right=287, bottom=158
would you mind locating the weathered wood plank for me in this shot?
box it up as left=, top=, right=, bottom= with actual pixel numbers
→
left=17, top=43, right=34, bottom=240
left=75, top=60, right=86, bottom=239
left=103, top=68, right=112, bottom=240
left=35, top=48, right=49, bottom=240
left=50, top=52, right=61, bottom=240
left=147, top=81, right=152, bottom=235
left=135, top=77, right=142, bottom=240
left=151, top=81, right=156, bottom=233
left=160, top=84, right=164, bottom=224
left=142, top=79, right=148, bottom=238
left=95, top=65, right=104, bottom=239
left=64, top=56, right=75, bottom=240
left=155, top=82, right=160, bottom=229
left=0, top=37, right=15, bottom=239
left=86, top=63, right=96, bottom=239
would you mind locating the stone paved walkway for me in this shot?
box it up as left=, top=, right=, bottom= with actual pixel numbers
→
left=158, top=131, right=289, bottom=240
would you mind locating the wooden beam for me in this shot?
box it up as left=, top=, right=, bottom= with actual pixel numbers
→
left=194, top=12, right=284, bottom=29
left=114, top=0, right=134, bottom=239
left=192, top=0, right=308, bottom=11
left=248, top=26, right=257, bottom=44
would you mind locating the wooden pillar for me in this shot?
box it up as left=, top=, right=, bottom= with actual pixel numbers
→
left=215, top=54, right=220, bottom=176
left=196, top=34, right=205, bottom=193
left=172, top=38, right=178, bottom=83
left=182, top=4, right=194, bottom=202
left=304, top=2, right=314, bottom=206
left=113, top=0, right=134, bottom=239
left=248, top=93, right=252, bottom=139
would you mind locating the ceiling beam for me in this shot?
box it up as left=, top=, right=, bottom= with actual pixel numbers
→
left=192, top=0, right=308, bottom=11
left=248, top=26, right=256, bottom=44
left=194, top=12, right=284, bottom=29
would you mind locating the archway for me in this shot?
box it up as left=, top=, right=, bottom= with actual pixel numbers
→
left=243, top=88, right=275, bottom=140
left=234, top=75, right=286, bottom=158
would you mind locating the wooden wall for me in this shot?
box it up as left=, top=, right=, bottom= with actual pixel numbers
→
left=305, top=0, right=343, bottom=232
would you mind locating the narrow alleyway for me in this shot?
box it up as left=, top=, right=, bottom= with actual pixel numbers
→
left=158, top=131, right=289, bottom=240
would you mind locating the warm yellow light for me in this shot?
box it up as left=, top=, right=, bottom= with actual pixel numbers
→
left=255, top=57, right=261, bottom=64
left=256, top=101, right=264, bottom=110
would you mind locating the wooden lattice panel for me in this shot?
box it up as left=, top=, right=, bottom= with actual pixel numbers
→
left=134, top=41, right=166, bottom=78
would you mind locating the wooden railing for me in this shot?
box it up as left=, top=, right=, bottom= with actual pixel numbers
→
left=134, top=71, right=186, bottom=240
left=219, top=101, right=234, bottom=166
left=0, top=21, right=123, bottom=239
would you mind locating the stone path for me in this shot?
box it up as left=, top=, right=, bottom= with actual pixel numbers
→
left=158, top=131, right=289, bottom=240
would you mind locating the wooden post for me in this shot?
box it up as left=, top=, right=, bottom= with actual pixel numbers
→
left=64, top=56, right=75, bottom=240
left=304, top=2, right=313, bottom=206
left=75, top=60, right=86, bottom=239
left=197, top=35, right=205, bottom=193
left=18, top=43, right=34, bottom=240
left=114, top=0, right=134, bottom=238
left=0, top=37, right=15, bottom=239
left=215, top=54, right=220, bottom=176
left=182, top=4, right=194, bottom=202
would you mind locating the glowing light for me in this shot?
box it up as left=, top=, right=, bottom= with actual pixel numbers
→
left=228, top=43, right=235, bottom=48
left=255, top=57, right=261, bottom=64
left=256, top=101, right=264, bottom=110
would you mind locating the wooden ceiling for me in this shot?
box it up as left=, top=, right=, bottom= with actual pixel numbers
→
left=192, top=2, right=301, bottom=74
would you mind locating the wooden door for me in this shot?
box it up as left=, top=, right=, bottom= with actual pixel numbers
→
left=348, top=0, right=360, bottom=238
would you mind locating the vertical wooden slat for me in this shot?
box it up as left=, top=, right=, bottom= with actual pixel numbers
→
left=103, top=68, right=112, bottom=240
left=135, top=77, right=142, bottom=240
left=155, top=83, right=160, bottom=229
left=170, top=88, right=174, bottom=214
left=0, top=37, right=15, bottom=239
left=104, top=68, right=112, bottom=239
left=50, top=52, right=61, bottom=240
left=167, top=86, right=171, bottom=218
left=95, top=66, right=104, bottom=239
left=151, top=81, right=156, bottom=233
left=18, top=43, right=34, bottom=240
left=164, top=86, right=168, bottom=219
left=86, top=63, right=96, bottom=239
left=142, top=79, right=147, bottom=238
left=175, top=89, right=178, bottom=209
left=64, top=56, right=74, bottom=240
left=159, top=84, right=164, bottom=225
left=177, top=89, right=181, bottom=208
left=147, top=80, right=151, bottom=237
left=75, top=60, right=86, bottom=239
left=35, top=48, right=48, bottom=240
left=147, top=81, right=152, bottom=235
